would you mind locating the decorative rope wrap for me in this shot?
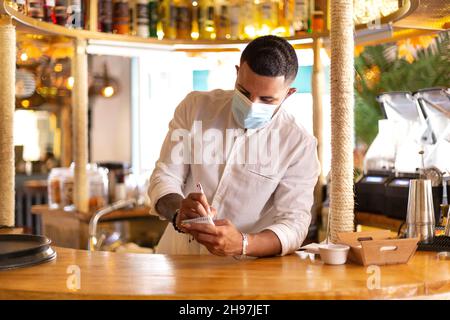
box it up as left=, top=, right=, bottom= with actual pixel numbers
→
left=72, top=39, right=89, bottom=213
left=0, top=17, right=15, bottom=227
left=329, top=0, right=355, bottom=242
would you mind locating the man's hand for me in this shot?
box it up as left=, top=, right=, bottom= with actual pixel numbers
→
left=176, top=192, right=215, bottom=233
left=182, top=219, right=243, bottom=256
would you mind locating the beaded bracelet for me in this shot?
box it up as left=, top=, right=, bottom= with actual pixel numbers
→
left=172, top=210, right=185, bottom=234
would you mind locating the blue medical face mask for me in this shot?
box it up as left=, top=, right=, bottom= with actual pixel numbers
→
left=231, top=89, right=281, bottom=129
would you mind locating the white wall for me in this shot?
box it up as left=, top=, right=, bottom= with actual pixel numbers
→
left=89, top=55, right=131, bottom=164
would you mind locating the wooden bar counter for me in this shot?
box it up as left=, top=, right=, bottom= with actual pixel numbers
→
left=0, top=247, right=450, bottom=300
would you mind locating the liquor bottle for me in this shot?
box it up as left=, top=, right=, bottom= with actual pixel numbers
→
left=148, top=0, right=158, bottom=38
left=228, top=0, right=239, bottom=40
left=44, top=0, right=57, bottom=23
left=27, top=0, right=45, bottom=20
left=258, top=0, right=277, bottom=35
left=99, top=0, right=113, bottom=32
left=129, top=0, right=136, bottom=35
left=168, top=0, right=177, bottom=39
left=135, top=0, right=149, bottom=37
left=240, top=0, right=257, bottom=39
left=293, top=0, right=308, bottom=34
left=159, top=0, right=176, bottom=39
left=66, top=0, right=82, bottom=29
left=199, top=0, right=215, bottom=40
left=176, top=0, right=192, bottom=40
left=278, top=0, right=294, bottom=37
left=54, top=0, right=67, bottom=25
left=215, top=0, right=230, bottom=40
left=190, top=0, right=199, bottom=40
left=307, top=0, right=314, bottom=33
left=113, top=0, right=130, bottom=34
left=312, top=0, right=325, bottom=32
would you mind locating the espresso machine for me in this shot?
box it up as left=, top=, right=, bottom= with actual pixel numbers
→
left=356, top=88, right=450, bottom=222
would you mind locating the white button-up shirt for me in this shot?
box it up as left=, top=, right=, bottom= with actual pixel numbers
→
left=148, top=89, right=320, bottom=256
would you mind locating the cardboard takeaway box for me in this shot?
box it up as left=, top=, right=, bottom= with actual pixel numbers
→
left=337, top=230, right=419, bottom=266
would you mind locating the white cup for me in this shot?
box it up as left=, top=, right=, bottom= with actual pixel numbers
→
left=318, top=244, right=350, bottom=265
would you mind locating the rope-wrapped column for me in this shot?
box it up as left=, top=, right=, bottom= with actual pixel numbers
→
left=0, top=16, right=15, bottom=227
left=329, top=0, right=355, bottom=242
left=72, top=39, right=89, bottom=213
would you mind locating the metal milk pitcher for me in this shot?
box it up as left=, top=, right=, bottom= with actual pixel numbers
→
left=406, top=179, right=435, bottom=243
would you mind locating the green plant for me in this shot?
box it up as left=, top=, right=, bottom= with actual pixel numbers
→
left=354, top=31, right=450, bottom=146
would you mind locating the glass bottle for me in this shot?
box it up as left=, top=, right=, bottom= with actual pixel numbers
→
left=228, top=0, right=239, bottom=40
left=199, top=0, right=215, bottom=40
left=312, top=0, right=325, bottom=32
left=27, top=0, right=45, bottom=20
left=278, top=0, right=294, bottom=37
left=258, top=0, right=278, bottom=35
left=240, top=0, right=257, bottom=39
left=54, top=0, right=67, bottom=26
left=66, top=0, right=83, bottom=29
left=215, top=0, right=230, bottom=40
left=293, top=0, right=308, bottom=35
left=190, top=0, right=200, bottom=40
left=136, top=0, right=149, bottom=37
left=44, top=0, right=57, bottom=23
left=312, top=10, right=324, bottom=32
left=148, top=0, right=158, bottom=38
left=159, top=0, right=176, bottom=39
left=176, top=0, right=192, bottom=40
left=112, top=0, right=130, bottom=34
left=129, top=0, right=136, bottom=35
left=99, top=0, right=113, bottom=32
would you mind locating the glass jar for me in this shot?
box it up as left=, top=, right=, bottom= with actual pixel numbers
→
left=312, top=11, right=324, bottom=32
left=67, top=163, right=109, bottom=211
left=60, top=170, right=75, bottom=211
left=87, top=164, right=109, bottom=211
left=47, top=167, right=71, bottom=209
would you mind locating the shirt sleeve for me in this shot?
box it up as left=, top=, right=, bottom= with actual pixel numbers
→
left=147, top=93, right=193, bottom=217
left=264, top=136, right=321, bottom=256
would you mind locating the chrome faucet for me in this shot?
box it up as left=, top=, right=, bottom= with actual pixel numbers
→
left=88, top=199, right=136, bottom=251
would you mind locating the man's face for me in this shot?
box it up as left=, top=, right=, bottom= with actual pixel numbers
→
left=235, top=62, right=296, bottom=106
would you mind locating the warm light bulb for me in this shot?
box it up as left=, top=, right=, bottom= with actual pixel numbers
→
left=244, top=25, right=256, bottom=38
left=54, top=63, right=63, bottom=72
left=192, top=1, right=198, bottom=6
left=20, top=53, right=28, bottom=62
left=191, top=31, right=199, bottom=40
left=67, top=76, right=74, bottom=90
left=101, top=86, right=115, bottom=98
left=21, top=99, right=30, bottom=108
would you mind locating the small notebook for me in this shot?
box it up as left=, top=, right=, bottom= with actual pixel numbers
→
left=181, top=216, right=215, bottom=225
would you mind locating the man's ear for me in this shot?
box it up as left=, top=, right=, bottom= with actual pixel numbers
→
left=287, top=87, right=297, bottom=98
left=235, top=65, right=239, bottom=75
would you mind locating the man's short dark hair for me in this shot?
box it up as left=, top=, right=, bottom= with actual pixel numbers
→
left=240, top=35, right=298, bottom=83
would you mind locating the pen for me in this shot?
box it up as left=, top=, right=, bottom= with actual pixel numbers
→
left=196, top=182, right=211, bottom=216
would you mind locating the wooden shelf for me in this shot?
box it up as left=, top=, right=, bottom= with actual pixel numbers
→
left=1, top=1, right=327, bottom=51
left=1, top=0, right=423, bottom=52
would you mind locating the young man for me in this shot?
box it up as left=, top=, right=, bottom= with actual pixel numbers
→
left=148, top=35, right=320, bottom=258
